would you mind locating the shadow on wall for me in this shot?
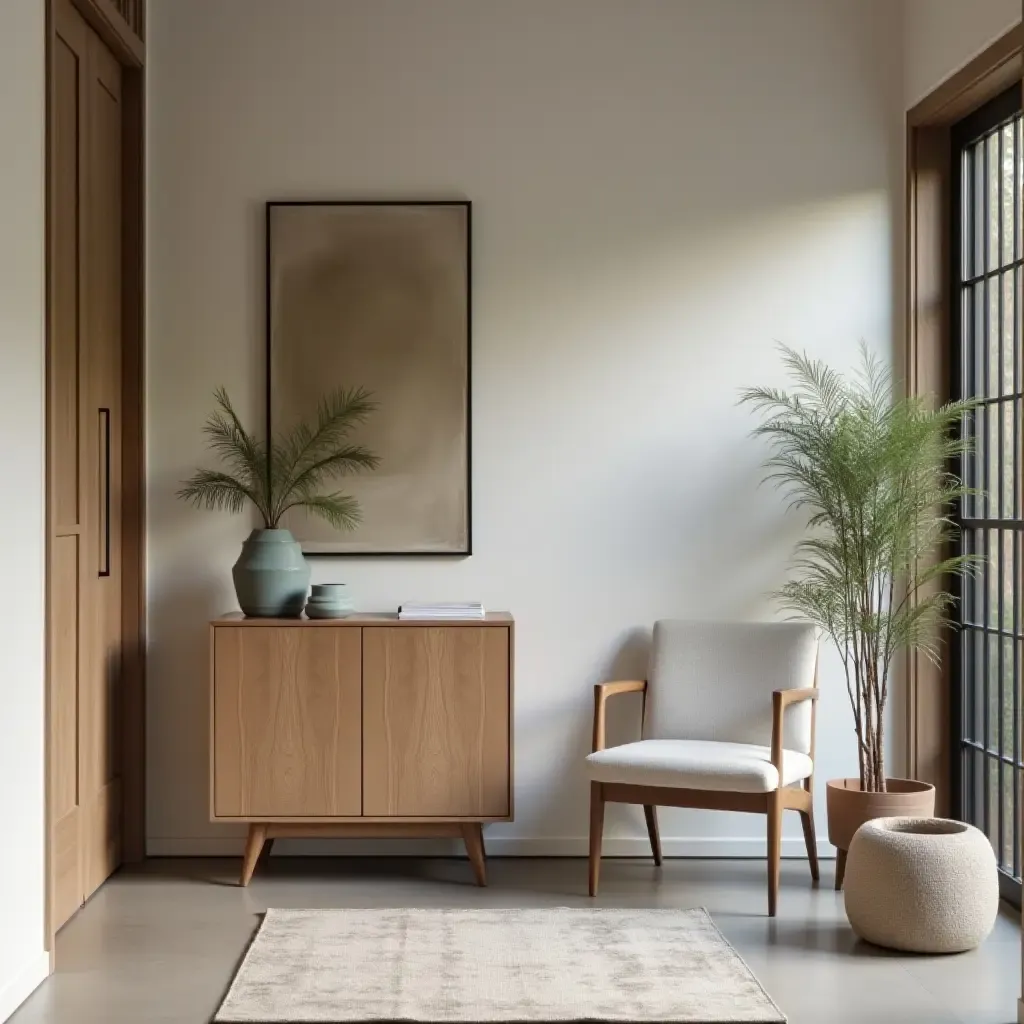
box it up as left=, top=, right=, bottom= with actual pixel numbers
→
left=491, top=626, right=651, bottom=847
left=145, top=470, right=250, bottom=852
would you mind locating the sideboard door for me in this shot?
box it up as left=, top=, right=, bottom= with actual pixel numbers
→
left=362, top=627, right=510, bottom=817
left=213, top=627, right=362, bottom=817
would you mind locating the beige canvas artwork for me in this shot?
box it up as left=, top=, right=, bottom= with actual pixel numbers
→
left=268, top=202, right=470, bottom=554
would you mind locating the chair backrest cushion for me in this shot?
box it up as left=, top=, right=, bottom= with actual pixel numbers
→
left=644, top=620, right=818, bottom=754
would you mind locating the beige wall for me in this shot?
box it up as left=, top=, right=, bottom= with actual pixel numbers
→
left=0, top=0, right=49, bottom=1017
left=903, top=0, right=1019, bottom=109
left=146, top=0, right=903, bottom=857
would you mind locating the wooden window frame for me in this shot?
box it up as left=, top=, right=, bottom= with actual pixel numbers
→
left=905, top=26, right=1021, bottom=816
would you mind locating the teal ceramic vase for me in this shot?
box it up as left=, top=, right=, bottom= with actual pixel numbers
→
left=232, top=529, right=310, bottom=617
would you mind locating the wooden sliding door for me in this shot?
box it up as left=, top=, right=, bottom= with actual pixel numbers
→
left=48, top=0, right=125, bottom=931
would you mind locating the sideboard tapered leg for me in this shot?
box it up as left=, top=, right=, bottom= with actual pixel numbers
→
left=240, top=824, right=267, bottom=886
left=461, top=823, right=486, bottom=886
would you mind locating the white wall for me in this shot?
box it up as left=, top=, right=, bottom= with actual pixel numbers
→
left=147, top=0, right=903, bottom=858
left=0, top=0, right=50, bottom=1017
left=903, top=0, right=1019, bottom=110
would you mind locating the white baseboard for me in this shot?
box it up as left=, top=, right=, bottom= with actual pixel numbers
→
left=147, top=835, right=837, bottom=859
left=0, top=952, right=48, bottom=1023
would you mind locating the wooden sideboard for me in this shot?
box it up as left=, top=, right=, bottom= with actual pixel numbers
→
left=209, top=612, right=514, bottom=885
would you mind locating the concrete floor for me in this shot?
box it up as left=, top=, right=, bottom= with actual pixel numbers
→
left=9, top=856, right=1021, bottom=1024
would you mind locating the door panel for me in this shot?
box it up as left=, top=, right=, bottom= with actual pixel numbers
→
left=50, top=32, right=81, bottom=534
left=213, top=628, right=363, bottom=817
left=362, top=627, right=510, bottom=817
left=81, top=25, right=123, bottom=898
left=49, top=535, right=80, bottom=929
left=48, top=0, right=124, bottom=931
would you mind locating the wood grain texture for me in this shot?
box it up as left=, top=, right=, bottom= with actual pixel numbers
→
left=766, top=790, right=783, bottom=918
left=50, top=28, right=81, bottom=536
left=904, top=20, right=1023, bottom=819
left=48, top=0, right=126, bottom=933
left=80, top=29, right=123, bottom=905
left=239, top=824, right=267, bottom=887
left=592, top=680, right=646, bottom=752
left=588, top=668, right=819, bottom=914
left=362, top=626, right=510, bottom=817
left=50, top=806, right=80, bottom=933
left=48, top=0, right=89, bottom=938
left=118, top=61, right=145, bottom=862
left=460, top=823, right=486, bottom=886
left=70, top=0, right=144, bottom=65
left=213, top=627, right=362, bottom=818
left=588, top=783, right=604, bottom=897
left=643, top=804, right=662, bottom=865
left=50, top=537, right=79, bottom=822
left=264, top=823, right=464, bottom=840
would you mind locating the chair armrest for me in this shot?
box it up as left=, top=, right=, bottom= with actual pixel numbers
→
left=592, top=680, right=647, bottom=753
left=770, top=687, right=820, bottom=774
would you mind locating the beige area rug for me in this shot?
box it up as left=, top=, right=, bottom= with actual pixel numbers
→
left=214, top=907, right=785, bottom=1023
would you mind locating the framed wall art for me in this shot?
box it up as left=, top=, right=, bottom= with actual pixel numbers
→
left=266, top=200, right=471, bottom=555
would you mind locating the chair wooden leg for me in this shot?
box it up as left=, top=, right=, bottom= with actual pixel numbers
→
left=588, top=782, right=605, bottom=897
left=643, top=805, right=662, bottom=866
left=799, top=807, right=819, bottom=882
left=460, top=824, right=487, bottom=887
left=766, top=791, right=782, bottom=917
left=240, top=824, right=267, bottom=887
left=835, top=848, right=847, bottom=891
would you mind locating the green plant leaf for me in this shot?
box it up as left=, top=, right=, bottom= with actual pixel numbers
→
left=282, top=492, right=363, bottom=531
left=740, top=344, right=978, bottom=791
left=178, top=386, right=380, bottom=533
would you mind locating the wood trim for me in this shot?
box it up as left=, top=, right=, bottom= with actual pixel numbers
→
left=599, top=782, right=813, bottom=816
left=904, top=21, right=1022, bottom=817
left=507, top=617, right=516, bottom=821
left=908, top=26, right=1022, bottom=127
left=264, top=822, right=465, bottom=840
left=905, top=123, right=953, bottom=812
left=591, top=680, right=647, bottom=753
left=210, top=814, right=513, bottom=825
left=589, top=779, right=817, bottom=912
left=770, top=685, right=819, bottom=776
left=69, top=0, right=143, bottom=66
left=211, top=611, right=514, bottom=626
left=237, top=821, right=487, bottom=887
left=119, top=62, right=144, bottom=863
left=601, top=782, right=771, bottom=814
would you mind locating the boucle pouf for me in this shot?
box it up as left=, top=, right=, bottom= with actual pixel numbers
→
left=843, top=817, right=999, bottom=953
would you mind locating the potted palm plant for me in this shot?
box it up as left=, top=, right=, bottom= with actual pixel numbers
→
left=741, top=346, right=975, bottom=887
left=178, top=386, right=379, bottom=617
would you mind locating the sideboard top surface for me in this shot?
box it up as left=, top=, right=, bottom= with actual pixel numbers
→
left=212, top=611, right=514, bottom=627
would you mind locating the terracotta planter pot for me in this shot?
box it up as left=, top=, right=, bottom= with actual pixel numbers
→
left=826, top=778, right=935, bottom=890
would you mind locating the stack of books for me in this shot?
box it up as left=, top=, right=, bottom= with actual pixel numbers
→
left=398, top=602, right=486, bottom=621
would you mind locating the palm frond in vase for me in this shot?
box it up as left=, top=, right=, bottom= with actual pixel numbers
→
left=178, top=386, right=380, bottom=530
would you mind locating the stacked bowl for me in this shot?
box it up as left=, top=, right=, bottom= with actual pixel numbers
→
left=305, top=583, right=354, bottom=619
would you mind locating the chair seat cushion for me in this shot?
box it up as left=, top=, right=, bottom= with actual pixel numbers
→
left=585, top=739, right=813, bottom=793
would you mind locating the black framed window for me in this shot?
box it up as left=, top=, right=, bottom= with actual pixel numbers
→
left=952, top=85, right=1023, bottom=908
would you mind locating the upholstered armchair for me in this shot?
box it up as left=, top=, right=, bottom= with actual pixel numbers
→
left=585, top=620, right=819, bottom=915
